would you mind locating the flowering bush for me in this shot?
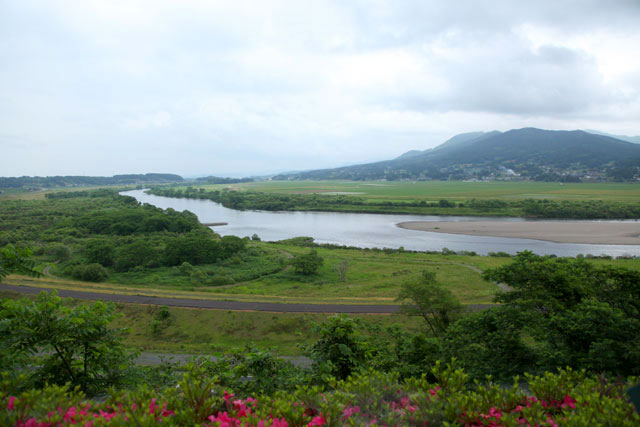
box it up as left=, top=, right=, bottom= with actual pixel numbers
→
left=2, top=362, right=639, bottom=426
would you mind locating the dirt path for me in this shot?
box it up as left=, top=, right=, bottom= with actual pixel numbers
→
left=0, top=283, right=496, bottom=313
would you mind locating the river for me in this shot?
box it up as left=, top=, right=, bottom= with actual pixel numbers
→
left=122, top=190, right=640, bottom=257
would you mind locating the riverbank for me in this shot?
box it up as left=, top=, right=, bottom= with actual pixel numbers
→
left=397, top=220, right=640, bottom=245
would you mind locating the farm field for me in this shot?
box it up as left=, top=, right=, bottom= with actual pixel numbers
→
left=198, top=180, right=640, bottom=203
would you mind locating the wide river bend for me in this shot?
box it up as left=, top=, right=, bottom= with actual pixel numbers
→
left=123, top=190, right=640, bottom=257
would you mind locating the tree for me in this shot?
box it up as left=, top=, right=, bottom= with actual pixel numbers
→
left=483, top=251, right=640, bottom=375
left=334, top=259, right=349, bottom=282
left=114, top=239, right=161, bottom=271
left=395, top=271, right=463, bottom=336
left=0, top=244, right=41, bottom=279
left=441, top=306, right=535, bottom=380
left=307, top=315, right=370, bottom=380
left=0, top=291, right=135, bottom=394
left=291, top=249, right=324, bottom=275
left=83, top=239, right=115, bottom=267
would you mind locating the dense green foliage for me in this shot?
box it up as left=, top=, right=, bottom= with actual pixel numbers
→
left=0, top=173, right=182, bottom=189
left=291, top=249, right=324, bottom=275
left=0, top=245, right=41, bottom=279
left=483, top=252, right=640, bottom=376
left=0, top=190, right=248, bottom=282
left=0, top=291, right=135, bottom=394
left=2, top=286, right=640, bottom=424
left=2, top=356, right=639, bottom=426
left=194, top=175, right=254, bottom=184
left=148, top=186, right=640, bottom=218
left=396, top=271, right=463, bottom=336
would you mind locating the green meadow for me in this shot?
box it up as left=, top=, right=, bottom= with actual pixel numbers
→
left=203, top=180, right=640, bottom=202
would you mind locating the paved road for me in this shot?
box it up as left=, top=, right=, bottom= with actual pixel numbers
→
left=0, top=283, right=495, bottom=313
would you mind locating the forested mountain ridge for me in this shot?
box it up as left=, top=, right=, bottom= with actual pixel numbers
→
left=275, top=128, right=640, bottom=182
left=0, top=173, right=183, bottom=189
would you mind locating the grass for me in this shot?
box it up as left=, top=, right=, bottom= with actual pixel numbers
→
left=194, top=180, right=640, bottom=203
left=9, top=243, right=640, bottom=307
left=5, top=248, right=640, bottom=356
left=0, top=185, right=137, bottom=201
left=13, top=243, right=508, bottom=305
left=0, top=289, right=422, bottom=356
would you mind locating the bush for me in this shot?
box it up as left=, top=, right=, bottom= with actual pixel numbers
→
left=0, top=291, right=135, bottom=394
left=46, top=243, right=70, bottom=262
left=291, top=249, right=324, bottom=275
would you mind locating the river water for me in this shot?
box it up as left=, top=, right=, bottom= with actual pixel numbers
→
left=123, top=190, right=640, bottom=257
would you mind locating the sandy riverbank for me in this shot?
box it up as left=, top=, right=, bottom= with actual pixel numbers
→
left=397, top=220, right=640, bottom=245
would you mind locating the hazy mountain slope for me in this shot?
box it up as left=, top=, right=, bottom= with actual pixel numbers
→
left=584, top=129, right=640, bottom=144
left=275, top=128, right=640, bottom=181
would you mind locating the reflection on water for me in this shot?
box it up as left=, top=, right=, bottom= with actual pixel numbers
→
left=122, top=190, right=640, bottom=257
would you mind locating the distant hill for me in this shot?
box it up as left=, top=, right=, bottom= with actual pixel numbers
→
left=0, top=173, right=183, bottom=189
left=584, top=129, right=640, bottom=144
left=275, top=128, right=640, bottom=182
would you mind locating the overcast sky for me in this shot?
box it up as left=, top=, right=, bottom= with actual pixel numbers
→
left=1, top=0, right=639, bottom=177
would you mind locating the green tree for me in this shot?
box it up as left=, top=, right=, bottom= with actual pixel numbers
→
left=441, top=306, right=535, bottom=380
left=0, top=291, right=135, bottom=394
left=395, top=271, right=463, bottom=336
left=307, top=315, right=370, bottom=380
left=0, top=244, right=41, bottom=279
left=291, top=249, right=324, bottom=275
left=83, top=239, right=115, bottom=267
left=114, top=239, right=160, bottom=271
left=483, top=251, right=640, bottom=375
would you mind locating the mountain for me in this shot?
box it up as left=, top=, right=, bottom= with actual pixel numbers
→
left=275, top=128, right=640, bottom=182
left=584, top=129, right=640, bottom=144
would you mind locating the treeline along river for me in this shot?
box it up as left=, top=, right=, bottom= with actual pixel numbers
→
left=123, top=190, right=640, bottom=257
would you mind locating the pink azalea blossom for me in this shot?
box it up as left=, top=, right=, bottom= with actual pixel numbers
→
left=342, top=405, right=360, bottom=419
left=7, top=396, right=17, bottom=410
left=562, top=395, right=576, bottom=409
left=308, top=415, right=326, bottom=426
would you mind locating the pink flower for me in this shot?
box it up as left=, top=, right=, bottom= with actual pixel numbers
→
left=547, top=417, right=559, bottom=427
left=7, top=396, right=16, bottom=410
left=308, top=415, right=326, bottom=426
left=562, top=395, right=576, bottom=410
left=63, top=406, right=77, bottom=422
left=223, top=390, right=235, bottom=401
left=149, top=398, right=156, bottom=414
left=161, top=402, right=175, bottom=417
left=488, top=407, right=502, bottom=419
left=342, top=406, right=360, bottom=419
left=271, top=419, right=290, bottom=427
left=429, top=386, right=440, bottom=396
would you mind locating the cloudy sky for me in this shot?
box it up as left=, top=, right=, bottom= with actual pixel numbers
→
left=1, top=0, right=639, bottom=177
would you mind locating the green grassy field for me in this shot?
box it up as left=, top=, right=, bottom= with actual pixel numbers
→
left=230, top=180, right=640, bottom=202
left=8, top=243, right=640, bottom=306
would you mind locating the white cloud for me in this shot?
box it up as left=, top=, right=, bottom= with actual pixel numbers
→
left=1, top=0, right=639, bottom=176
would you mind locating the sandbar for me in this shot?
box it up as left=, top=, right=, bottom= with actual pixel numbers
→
left=397, top=220, right=640, bottom=245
